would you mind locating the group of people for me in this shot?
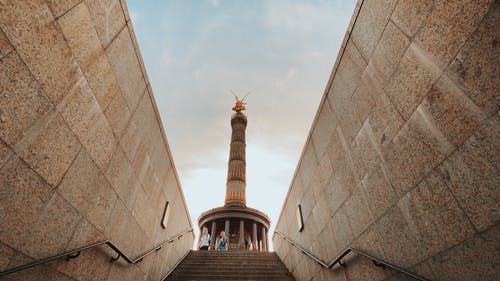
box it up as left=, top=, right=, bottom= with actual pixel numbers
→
left=198, top=226, right=229, bottom=251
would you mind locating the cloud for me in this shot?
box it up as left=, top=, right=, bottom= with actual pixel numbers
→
left=209, top=0, right=220, bottom=7
left=126, top=0, right=357, bottom=248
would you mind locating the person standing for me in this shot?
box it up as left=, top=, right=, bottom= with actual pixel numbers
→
left=198, top=226, right=211, bottom=250
left=217, top=231, right=229, bottom=251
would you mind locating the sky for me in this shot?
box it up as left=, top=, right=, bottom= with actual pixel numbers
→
left=126, top=0, right=356, bottom=249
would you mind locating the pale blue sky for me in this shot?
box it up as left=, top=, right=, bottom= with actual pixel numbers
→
left=126, top=0, right=356, bottom=248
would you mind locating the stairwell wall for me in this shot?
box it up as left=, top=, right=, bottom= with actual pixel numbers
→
left=0, top=1, right=194, bottom=280
left=273, top=0, right=499, bottom=280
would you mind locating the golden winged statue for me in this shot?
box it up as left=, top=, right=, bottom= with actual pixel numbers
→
left=231, top=91, right=249, bottom=113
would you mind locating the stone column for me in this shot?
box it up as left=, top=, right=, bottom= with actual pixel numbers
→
left=224, top=112, right=248, bottom=207
left=210, top=221, right=217, bottom=250
left=239, top=220, right=245, bottom=249
left=265, top=228, right=269, bottom=251
left=252, top=222, right=257, bottom=251
left=261, top=226, right=267, bottom=252
left=225, top=220, right=230, bottom=236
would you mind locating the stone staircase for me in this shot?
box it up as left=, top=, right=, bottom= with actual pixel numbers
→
left=165, top=250, right=296, bottom=281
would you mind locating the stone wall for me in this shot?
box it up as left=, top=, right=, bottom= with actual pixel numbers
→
left=0, top=1, right=194, bottom=280
left=273, top=0, right=498, bottom=280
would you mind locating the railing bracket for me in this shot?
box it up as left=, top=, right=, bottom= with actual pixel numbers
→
left=373, top=260, right=385, bottom=268
left=66, top=252, right=80, bottom=260
left=111, top=253, right=120, bottom=262
left=338, top=259, right=346, bottom=267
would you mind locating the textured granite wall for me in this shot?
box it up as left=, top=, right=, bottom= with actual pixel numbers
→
left=0, top=1, right=194, bottom=280
left=273, top=0, right=498, bottom=280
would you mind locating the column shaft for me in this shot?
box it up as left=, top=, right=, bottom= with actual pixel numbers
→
left=239, top=220, right=245, bottom=249
left=210, top=221, right=216, bottom=249
left=252, top=223, right=257, bottom=251
left=225, top=220, right=230, bottom=236
left=261, top=227, right=267, bottom=252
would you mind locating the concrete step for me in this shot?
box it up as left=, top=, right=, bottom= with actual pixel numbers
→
left=165, top=251, right=296, bottom=281
left=167, top=276, right=295, bottom=281
left=168, top=273, right=295, bottom=280
left=177, top=266, right=288, bottom=271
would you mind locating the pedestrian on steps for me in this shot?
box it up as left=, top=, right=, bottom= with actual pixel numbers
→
left=198, top=226, right=210, bottom=250
left=217, top=231, right=229, bottom=251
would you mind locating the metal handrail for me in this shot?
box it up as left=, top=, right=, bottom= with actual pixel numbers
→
left=274, top=230, right=431, bottom=281
left=0, top=228, right=193, bottom=277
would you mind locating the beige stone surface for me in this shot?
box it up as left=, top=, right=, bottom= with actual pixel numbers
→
left=0, top=51, right=53, bottom=146
left=105, top=92, right=132, bottom=138
left=351, top=71, right=376, bottom=125
left=0, top=0, right=193, bottom=279
left=421, top=74, right=486, bottom=147
left=384, top=43, right=443, bottom=121
left=365, top=80, right=405, bottom=148
left=105, top=199, right=148, bottom=257
left=81, top=114, right=116, bottom=171
left=2, top=262, right=77, bottom=281
left=343, top=183, right=373, bottom=238
left=86, top=53, right=121, bottom=111
left=383, top=106, right=455, bottom=195
left=426, top=225, right=499, bottom=281
left=0, top=242, right=15, bottom=271
left=0, top=140, right=12, bottom=169
left=367, top=21, right=410, bottom=86
left=373, top=205, right=425, bottom=267
left=45, top=0, right=81, bottom=18
left=298, top=143, right=318, bottom=189
left=58, top=3, right=102, bottom=72
left=311, top=100, right=337, bottom=160
left=328, top=42, right=366, bottom=143
left=0, top=28, right=13, bottom=59
left=397, top=172, right=475, bottom=259
left=350, top=0, right=398, bottom=60
left=346, top=256, right=391, bottom=281
left=58, top=2, right=119, bottom=111
left=13, top=111, right=81, bottom=187
left=329, top=207, right=354, bottom=252
left=107, top=262, right=146, bottom=281
left=361, top=164, right=397, bottom=221
left=391, top=0, right=433, bottom=37
left=66, top=219, right=105, bottom=250
left=448, top=1, right=500, bottom=117
left=58, top=150, right=117, bottom=231
left=119, top=120, right=142, bottom=162
left=323, top=130, right=356, bottom=215
left=349, top=124, right=379, bottom=181
left=415, top=0, right=492, bottom=66
left=85, top=0, right=126, bottom=47
left=57, top=244, right=114, bottom=281
left=22, top=193, right=81, bottom=259
left=106, top=27, right=146, bottom=112
left=56, top=74, right=101, bottom=139
left=310, top=154, right=333, bottom=201
left=436, top=116, right=500, bottom=231
left=276, top=2, right=497, bottom=281
left=0, top=0, right=80, bottom=104
left=0, top=156, right=53, bottom=251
